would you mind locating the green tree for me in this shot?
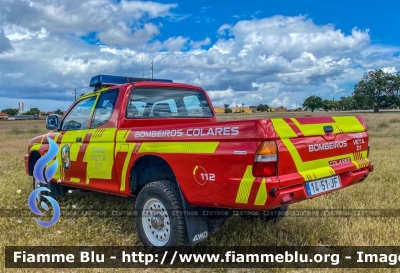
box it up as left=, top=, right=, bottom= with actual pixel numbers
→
left=387, top=71, right=400, bottom=107
left=1, top=108, right=18, bottom=116
left=302, top=95, right=323, bottom=112
left=55, top=109, right=64, bottom=115
left=26, top=107, right=40, bottom=117
left=332, top=101, right=340, bottom=111
left=339, top=97, right=355, bottom=111
left=223, top=104, right=232, bottom=113
left=257, top=104, right=269, bottom=112
left=353, top=69, right=395, bottom=113
left=322, top=100, right=333, bottom=112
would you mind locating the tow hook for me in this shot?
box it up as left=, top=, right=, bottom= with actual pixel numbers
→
left=368, top=165, right=374, bottom=172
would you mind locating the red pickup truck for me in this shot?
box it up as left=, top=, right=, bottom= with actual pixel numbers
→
left=25, top=75, right=373, bottom=249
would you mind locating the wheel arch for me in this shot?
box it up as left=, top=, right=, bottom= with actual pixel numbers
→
left=28, top=151, right=41, bottom=175
left=129, top=154, right=178, bottom=195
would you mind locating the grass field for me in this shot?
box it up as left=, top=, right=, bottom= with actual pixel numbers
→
left=0, top=111, right=400, bottom=273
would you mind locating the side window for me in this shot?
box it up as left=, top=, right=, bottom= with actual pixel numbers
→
left=150, top=99, right=177, bottom=117
left=127, top=101, right=146, bottom=117
left=183, top=95, right=203, bottom=116
left=125, top=88, right=213, bottom=118
left=91, top=89, right=119, bottom=128
left=61, top=96, right=97, bottom=130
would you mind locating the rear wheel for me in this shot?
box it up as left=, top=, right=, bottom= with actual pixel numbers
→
left=135, top=180, right=188, bottom=249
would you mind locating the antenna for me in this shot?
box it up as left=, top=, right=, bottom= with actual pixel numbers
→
left=141, top=47, right=144, bottom=80
left=151, top=60, right=153, bottom=79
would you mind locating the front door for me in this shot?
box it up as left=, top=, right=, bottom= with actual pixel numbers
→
left=56, top=95, right=97, bottom=184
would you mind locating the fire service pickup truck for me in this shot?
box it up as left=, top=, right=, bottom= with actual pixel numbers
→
left=25, top=75, right=374, bottom=249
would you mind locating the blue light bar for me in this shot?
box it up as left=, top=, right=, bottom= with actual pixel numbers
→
left=89, top=75, right=173, bottom=89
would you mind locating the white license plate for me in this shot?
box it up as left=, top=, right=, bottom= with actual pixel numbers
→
left=305, top=175, right=341, bottom=196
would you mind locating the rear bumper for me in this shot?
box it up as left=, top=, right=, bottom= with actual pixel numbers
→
left=261, top=166, right=373, bottom=210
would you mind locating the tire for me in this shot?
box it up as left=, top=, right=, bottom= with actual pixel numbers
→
left=240, top=205, right=288, bottom=223
left=32, top=168, right=66, bottom=201
left=135, top=180, right=188, bottom=249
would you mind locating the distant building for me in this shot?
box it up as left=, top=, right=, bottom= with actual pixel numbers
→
left=269, top=107, right=276, bottom=112
left=214, top=107, right=225, bottom=114
left=9, top=115, right=37, bottom=120
left=18, top=102, right=24, bottom=114
left=276, top=106, right=287, bottom=112
left=0, top=112, right=8, bottom=120
left=231, top=107, right=252, bottom=114
left=249, top=106, right=258, bottom=112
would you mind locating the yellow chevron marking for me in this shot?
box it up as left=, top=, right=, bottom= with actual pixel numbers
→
left=120, top=144, right=136, bottom=191
left=138, top=142, right=219, bottom=154
left=271, top=117, right=368, bottom=181
left=115, top=130, right=131, bottom=157
left=254, top=178, right=267, bottom=206
left=235, top=166, right=256, bottom=204
left=84, top=128, right=117, bottom=180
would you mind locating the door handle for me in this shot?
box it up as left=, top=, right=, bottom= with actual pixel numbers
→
left=76, top=137, right=82, bottom=142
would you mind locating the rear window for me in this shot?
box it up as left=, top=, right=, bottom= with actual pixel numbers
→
left=126, top=88, right=213, bottom=118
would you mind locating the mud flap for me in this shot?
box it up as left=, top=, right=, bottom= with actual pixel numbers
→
left=178, top=190, right=209, bottom=245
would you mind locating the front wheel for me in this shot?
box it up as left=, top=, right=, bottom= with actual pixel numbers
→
left=135, top=180, right=188, bottom=249
left=32, top=175, right=66, bottom=202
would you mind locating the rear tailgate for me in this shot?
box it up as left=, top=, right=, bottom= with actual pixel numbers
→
left=270, top=116, right=370, bottom=188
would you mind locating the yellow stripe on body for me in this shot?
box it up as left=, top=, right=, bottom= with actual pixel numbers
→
left=115, top=130, right=131, bottom=156
left=138, top=142, right=219, bottom=154
left=271, top=117, right=368, bottom=182
left=120, top=144, right=136, bottom=191
left=235, top=166, right=256, bottom=204
left=53, top=131, right=84, bottom=181
left=114, top=129, right=133, bottom=191
left=270, top=118, right=298, bottom=139
left=289, top=116, right=365, bottom=136
left=254, top=178, right=267, bottom=205
left=84, top=128, right=117, bottom=180
left=280, top=138, right=369, bottom=181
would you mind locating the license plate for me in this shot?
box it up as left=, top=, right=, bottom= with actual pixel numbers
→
left=305, top=175, right=341, bottom=196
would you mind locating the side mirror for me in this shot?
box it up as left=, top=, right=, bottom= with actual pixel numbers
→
left=46, top=114, right=59, bottom=130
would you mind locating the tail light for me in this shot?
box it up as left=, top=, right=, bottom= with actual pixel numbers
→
left=253, top=141, right=278, bottom=177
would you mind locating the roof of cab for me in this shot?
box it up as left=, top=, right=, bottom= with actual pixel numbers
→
left=78, top=81, right=203, bottom=101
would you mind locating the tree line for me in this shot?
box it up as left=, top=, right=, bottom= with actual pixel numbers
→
left=303, top=70, right=400, bottom=113
left=1, top=108, right=64, bottom=116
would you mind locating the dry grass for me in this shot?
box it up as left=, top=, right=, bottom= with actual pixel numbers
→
left=0, top=111, right=400, bottom=273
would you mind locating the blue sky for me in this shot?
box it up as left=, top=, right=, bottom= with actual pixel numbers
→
left=0, top=0, right=399, bottom=111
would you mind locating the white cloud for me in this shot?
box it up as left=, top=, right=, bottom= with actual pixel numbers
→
left=1, top=8, right=399, bottom=111
left=1, top=0, right=178, bottom=46
left=0, top=28, right=13, bottom=53
left=189, top=37, right=211, bottom=49
left=381, top=67, right=397, bottom=74
left=97, top=23, right=161, bottom=46
left=163, top=36, right=188, bottom=51
left=120, top=0, right=177, bottom=19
